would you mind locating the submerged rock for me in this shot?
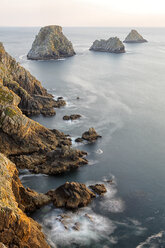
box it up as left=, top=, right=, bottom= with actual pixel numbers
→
left=47, top=182, right=96, bottom=209
left=63, top=114, right=81, bottom=121
left=90, top=37, right=125, bottom=53
left=27, top=25, right=75, bottom=60
left=124, top=30, right=147, bottom=43
left=76, top=127, right=102, bottom=143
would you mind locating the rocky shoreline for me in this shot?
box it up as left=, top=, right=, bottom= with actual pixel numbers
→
left=0, top=42, right=105, bottom=247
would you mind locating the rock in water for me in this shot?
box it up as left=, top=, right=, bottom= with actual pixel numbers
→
left=47, top=182, right=96, bottom=209
left=89, top=184, right=107, bottom=195
left=27, top=25, right=75, bottom=60
left=124, top=30, right=147, bottom=43
left=90, top=37, right=125, bottom=53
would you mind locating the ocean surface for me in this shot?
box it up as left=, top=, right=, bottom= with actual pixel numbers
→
left=1, top=27, right=165, bottom=248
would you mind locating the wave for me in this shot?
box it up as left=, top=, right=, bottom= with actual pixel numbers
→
left=136, top=231, right=165, bottom=248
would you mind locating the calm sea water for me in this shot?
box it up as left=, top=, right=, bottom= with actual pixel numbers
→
left=1, top=27, right=165, bottom=248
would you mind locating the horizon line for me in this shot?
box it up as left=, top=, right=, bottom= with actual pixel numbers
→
left=0, top=25, right=165, bottom=28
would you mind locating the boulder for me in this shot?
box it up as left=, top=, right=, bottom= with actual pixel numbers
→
left=27, top=25, right=75, bottom=60
left=63, top=114, right=81, bottom=121
left=89, top=184, right=107, bottom=195
left=124, top=30, right=147, bottom=43
left=46, top=182, right=96, bottom=209
left=90, top=37, right=125, bottom=53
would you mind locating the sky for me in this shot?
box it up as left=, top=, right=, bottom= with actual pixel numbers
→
left=1, top=0, right=165, bottom=27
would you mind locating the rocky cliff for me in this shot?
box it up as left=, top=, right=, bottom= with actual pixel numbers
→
left=27, top=25, right=75, bottom=60
left=0, top=42, right=65, bottom=116
left=124, top=30, right=147, bottom=43
left=0, top=153, right=51, bottom=248
left=0, top=80, right=87, bottom=175
left=90, top=37, right=125, bottom=53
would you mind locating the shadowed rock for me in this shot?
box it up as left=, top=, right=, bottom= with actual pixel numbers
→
left=89, top=184, right=107, bottom=195
left=63, top=114, right=81, bottom=121
left=46, top=182, right=96, bottom=209
left=27, top=25, right=75, bottom=60
left=76, top=127, right=102, bottom=143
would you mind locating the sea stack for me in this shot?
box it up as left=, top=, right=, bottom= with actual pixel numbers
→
left=90, top=37, right=125, bottom=53
left=27, top=25, right=75, bottom=60
left=124, top=30, right=147, bottom=43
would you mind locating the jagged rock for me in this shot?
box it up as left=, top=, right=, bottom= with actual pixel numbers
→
left=89, top=184, right=107, bottom=195
left=0, top=83, right=88, bottom=175
left=124, top=30, right=147, bottom=43
left=0, top=42, right=60, bottom=116
left=75, top=137, right=84, bottom=143
left=27, top=25, right=75, bottom=60
left=0, top=153, right=50, bottom=248
left=63, top=114, right=81, bottom=121
left=46, top=182, right=96, bottom=209
left=0, top=243, right=7, bottom=248
left=76, top=127, right=101, bottom=143
left=90, top=37, right=125, bottom=53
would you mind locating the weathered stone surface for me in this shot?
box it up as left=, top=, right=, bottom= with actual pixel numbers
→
left=27, top=25, right=75, bottom=60
left=63, top=114, right=81, bottom=121
left=46, top=182, right=96, bottom=209
left=0, top=153, right=50, bottom=248
left=124, top=30, right=147, bottom=43
left=0, top=42, right=60, bottom=116
left=90, top=37, right=125, bottom=53
left=76, top=127, right=102, bottom=143
left=89, top=184, right=107, bottom=195
left=0, top=83, right=88, bottom=175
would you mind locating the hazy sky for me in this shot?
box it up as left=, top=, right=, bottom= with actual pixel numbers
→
left=1, top=0, right=165, bottom=27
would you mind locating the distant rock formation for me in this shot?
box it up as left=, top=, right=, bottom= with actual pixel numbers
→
left=27, top=25, right=75, bottom=60
left=90, top=37, right=125, bottom=53
left=124, top=30, right=147, bottom=43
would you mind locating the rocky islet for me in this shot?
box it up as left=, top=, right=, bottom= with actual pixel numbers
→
left=27, top=25, right=76, bottom=60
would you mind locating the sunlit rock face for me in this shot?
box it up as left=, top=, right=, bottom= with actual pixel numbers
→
left=0, top=153, right=51, bottom=248
left=27, top=25, right=76, bottom=60
left=0, top=42, right=59, bottom=117
left=90, top=37, right=125, bottom=53
left=124, top=30, right=147, bottom=43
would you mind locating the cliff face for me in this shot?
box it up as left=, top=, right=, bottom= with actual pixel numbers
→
left=0, top=81, right=87, bottom=174
left=90, top=37, right=125, bottom=53
left=0, top=153, right=51, bottom=248
left=0, top=42, right=65, bottom=116
left=27, top=25, right=75, bottom=60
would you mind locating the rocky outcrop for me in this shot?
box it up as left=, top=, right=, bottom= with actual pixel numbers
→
left=63, top=114, right=81, bottom=121
left=27, top=25, right=75, bottom=60
left=0, top=42, right=65, bottom=116
left=90, top=37, right=125, bottom=53
left=0, top=82, right=88, bottom=175
left=46, top=182, right=96, bottom=209
left=89, top=184, right=107, bottom=195
left=75, top=127, right=102, bottom=143
left=0, top=153, right=50, bottom=248
left=124, top=30, right=147, bottom=43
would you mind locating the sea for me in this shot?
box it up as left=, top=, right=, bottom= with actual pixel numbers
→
left=0, top=27, right=165, bottom=248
